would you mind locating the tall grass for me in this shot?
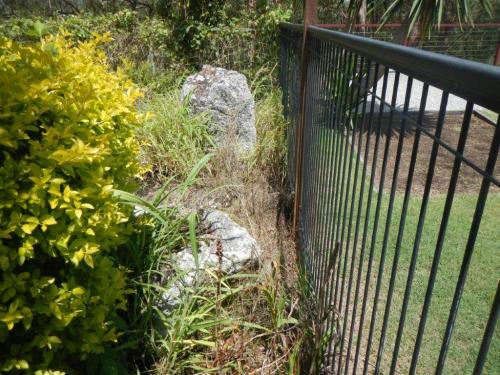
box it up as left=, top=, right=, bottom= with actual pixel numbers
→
left=137, top=91, right=213, bottom=183
left=114, top=157, right=301, bottom=373
left=113, top=157, right=211, bottom=369
left=251, top=88, right=288, bottom=186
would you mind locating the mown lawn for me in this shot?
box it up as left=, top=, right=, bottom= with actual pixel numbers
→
left=307, top=126, right=499, bottom=374
left=366, top=192, right=500, bottom=375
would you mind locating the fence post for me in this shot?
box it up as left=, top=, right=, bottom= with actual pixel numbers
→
left=293, top=0, right=317, bottom=240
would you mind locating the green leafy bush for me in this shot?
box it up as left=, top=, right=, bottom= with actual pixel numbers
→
left=0, top=5, right=292, bottom=91
left=0, top=11, right=189, bottom=91
left=0, top=33, right=142, bottom=372
left=179, top=5, right=292, bottom=80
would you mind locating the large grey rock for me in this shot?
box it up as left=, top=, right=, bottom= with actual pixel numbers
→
left=181, top=65, right=256, bottom=150
left=160, top=209, right=261, bottom=309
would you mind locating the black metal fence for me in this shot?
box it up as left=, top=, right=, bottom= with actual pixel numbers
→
left=280, top=22, right=500, bottom=374
left=319, top=23, right=500, bottom=65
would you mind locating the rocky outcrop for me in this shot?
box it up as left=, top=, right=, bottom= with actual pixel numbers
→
left=181, top=65, right=256, bottom=150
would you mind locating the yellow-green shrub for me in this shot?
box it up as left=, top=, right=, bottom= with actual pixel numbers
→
left=0, top=33, right=142, bottom=372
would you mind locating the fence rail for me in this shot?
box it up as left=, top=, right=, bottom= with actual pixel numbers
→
left=318, top=23, right=500, bottom=65
left=280, top=22, right=500, bottom=375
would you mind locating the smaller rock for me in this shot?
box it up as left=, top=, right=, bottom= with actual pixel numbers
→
left=159, top=209, right=261, bottom=310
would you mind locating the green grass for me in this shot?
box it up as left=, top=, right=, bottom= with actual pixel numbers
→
left=250, top=88, right=288, bottom=183
left=369, top=192, right=500, bottom=375
left=136, top=90, right=214, bottom=182
left=306, top=127, right=499, bottom=374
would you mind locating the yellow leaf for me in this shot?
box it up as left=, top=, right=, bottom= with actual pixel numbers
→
left=71, top=249, right=84, bottom=266
left=49, top=198, right=59, bottom=209
left=85, top=245, right=99, bottom=255
left=50, top=304, right=62, bottom=320
left=0, top=128, right=15, bottom=148
left=63, top=186, right=71, bottom=203
left=84, top=254, right=94, bottom=268
left=48, top=335, right=62, bottom=344
left=48, top=182, right=62, bottom=197
left=72, top=287, right=85, bottom=295
left=41, top=216, right=57, bottom=226
left=55, top=234, right=70, bottom=251
left=14, top=359, right=29, bottom=370
left=21, top=222, right=38, bottom=234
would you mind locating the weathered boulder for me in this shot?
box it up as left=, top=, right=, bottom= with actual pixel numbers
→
left=180, top=65, right=256, bottom=150
left=160, top=209, right=261, bottom=309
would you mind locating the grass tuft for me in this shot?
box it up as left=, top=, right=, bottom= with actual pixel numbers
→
left=137, top=90, right=214, bottom=183
left=251, top=88, right=288, bottom=187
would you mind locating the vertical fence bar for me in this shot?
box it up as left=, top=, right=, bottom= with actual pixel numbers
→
left=299, top=35, right=315, bottom=269
left=350, top=67, right=389, bottom=372
left=309, top=39, right=332, bottom=290
left=301, top=36, right=321, bottom=272
left=352, top=67, right=390, bottom=373
left=329, top=49, right=356, bottom=352
left=341, top=61, right=381, bottom=375
left=318, top=50, right=359, bottom=302
left=293, top=0, right=317, bottom=241
left=329, top=47, right=351, bottom=319
left=331, top=59, right=373, bottom=371
left=323, top=47, right=350, bottom=366
left=312, top=43, right=336, bottom=293
left=495, top=40, right=500, bottom=65
left=310, top=38, right=330, bottom=278
left=333, top=57, right=368, bottom=372
left=316, top=46, right=342, bottom=361
left=361, top=70, right=401, bottom=375
left=389, top=90, right=448, bottom=375
left=317, top=44, right=343, bottom=331
left=473, top=281, right=500, bottom=375
left=330, top=55, right=365, bottom=322
left=322, top=45, right=346, bottom=328
left=298, top=37, right=313, bottom=270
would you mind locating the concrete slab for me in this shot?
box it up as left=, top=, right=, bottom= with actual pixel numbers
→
left=364, top=69, right=469, bottom=113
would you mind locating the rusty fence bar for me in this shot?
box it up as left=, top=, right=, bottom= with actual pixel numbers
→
left=280, top=21, right=500, bottom=375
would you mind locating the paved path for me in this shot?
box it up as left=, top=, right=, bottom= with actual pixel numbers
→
left=363, top=69, right=488, bottom=114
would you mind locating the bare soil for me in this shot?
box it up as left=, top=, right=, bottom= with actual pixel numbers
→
left=356, top=113, right=499, bottom=195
